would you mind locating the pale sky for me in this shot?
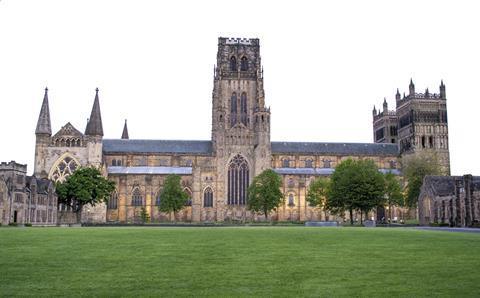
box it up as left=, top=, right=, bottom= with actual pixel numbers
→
left=0, top=0, right=478, bottom=175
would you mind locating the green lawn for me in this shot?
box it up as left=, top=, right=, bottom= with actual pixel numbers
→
left=1, top=227, right=479, bottom=297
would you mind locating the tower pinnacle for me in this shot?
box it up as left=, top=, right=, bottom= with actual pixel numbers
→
left=85, top=88, right=104, bottom=136
left=35, top=87, right=52, bottom=135
left=121, top=119, right=129, bottom=139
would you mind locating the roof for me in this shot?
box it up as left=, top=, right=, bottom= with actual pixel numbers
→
left=271, top=141, right=399, bottom=156
left=423, top=175, right=480, bottom=197
left=85, top=88, right=103, bottom=136
left=108, top=166, right=192, bottom=175
left=35, top=88, right=52, bottom=135
left=274, top=168, right=401, bottom=176
left=103, top=139, right=213, bottom=155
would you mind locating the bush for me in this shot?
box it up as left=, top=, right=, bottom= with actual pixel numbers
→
left=25, top=223, right=32, bottom=227
left=8, top=223, right=18, bottom=227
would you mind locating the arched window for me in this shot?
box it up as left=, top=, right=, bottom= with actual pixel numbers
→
left=288, top=194, right=295, bottom=207
left=204, top=187, right=213, bottom=207
left=183, top=188, right=192, bottom=206
left=228, top=154, right=249, bottom=205
left=155, top=191, right=161, bottom=206
left=108, top=191, right=118, bottom=209
left=50, top=155, right=80, bottom=182
left=323, top=159, right=331, bottom=168
left=240, top=56, right=248, bottom=71
left=282, top=159, right=290, bottom=168
left=240, top=92, right=247, bottom=125
left=288, top=178, right=295, bottom=188
left=230, top=56, right=237, bottom=71
left=112, top=159, right=117, bottom=166
left=230, top=92, right=237, bottom=127
left=305, top=159, right=313, bottom=168
left=117, top=160, right=122, bottom=166
left=131, top=188, right=143, bottom=206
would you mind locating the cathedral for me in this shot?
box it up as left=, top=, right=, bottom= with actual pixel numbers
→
left=31, top=37, right=450, bottom=223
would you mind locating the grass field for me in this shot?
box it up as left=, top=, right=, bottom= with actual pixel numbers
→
left=1, top=227, right=479, bottom=297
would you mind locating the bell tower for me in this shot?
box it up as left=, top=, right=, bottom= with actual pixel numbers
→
left=211, top=37, right=271, bottom=220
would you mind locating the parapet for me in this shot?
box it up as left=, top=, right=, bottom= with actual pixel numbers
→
left=219, top=37, right=259, bottom=46
left=0, top=161, right=27, bottom=173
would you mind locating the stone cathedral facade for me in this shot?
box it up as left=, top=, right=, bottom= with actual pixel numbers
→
left=33, top=37, right=450, bottom=223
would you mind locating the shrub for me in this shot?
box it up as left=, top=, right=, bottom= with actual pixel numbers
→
left=25, top=223, right=32, bottom=227
left=8, top=222, right=18, bottom=227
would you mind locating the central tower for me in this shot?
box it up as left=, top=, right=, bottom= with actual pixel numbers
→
left=211, top=37, right=271, bottom=219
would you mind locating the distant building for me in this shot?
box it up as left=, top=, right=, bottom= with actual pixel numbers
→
left=419, top=175, right=480, bottom=227
left=31, top=37, right=450, bottom=223
left=0, top=161, right=57, bottom=225
left=372, top=79, right=450, bottom=175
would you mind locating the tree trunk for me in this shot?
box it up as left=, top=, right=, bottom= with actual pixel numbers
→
left=76, top=209, right=82, bottom=224
left=349, top=208, right=353, bottom=225
left=389, top=203, right=393, bottom=223
left=264, top=209, right=268, bottom=220
left=360, top=210, right=363, bottom=225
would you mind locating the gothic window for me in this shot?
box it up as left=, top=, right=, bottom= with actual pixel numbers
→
left=305, top=159, right=313, bottom=168
left=230, top=56, right=237, bottom=71
left=429, top=136, right=434, bottom=148
left=204, top=187, right=213, bottom=207
left=288, top=194, right=295, bottom=207
left=50, top=156, right=80, bottom=182
left=155, top=192, right=161, bottom=206
left=288, top=178, right=294, bottom=188
left=108, top=192, right=118, bottom=209
left=282, top=159, right=290, bottom=168
left=184, top=188, right=192, bottom=206
left=240, top=92, right=247, bottom=125
left=117, top=160, right=122, bottom=166
left=228, top=154, right=249, bottom=205
left=131, top=188, right=143, bottom=206
left=240, top=56, right=248, bottom=71
left=323, top=159, right=331, bottom=168
left=230, top=92, right=238, bottom=126
left=421, top=136, right=426, bottom=148
left=112, top=159, right=117, bottom=166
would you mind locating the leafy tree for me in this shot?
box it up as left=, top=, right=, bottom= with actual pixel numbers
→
left=383, top=172, right=404, bottom=221
left=306, top=177, right=330, bottom=220
left=402, top=151, right=441, bottom=207
left=327, top=159, right=385, bottom=225
left=56, top=167, right=115, bottom=223
left=139, top=207, right=150, bottom=224
left=247, top=169, right=284, bottom=220
left=159, top=174, right=188, bottom=221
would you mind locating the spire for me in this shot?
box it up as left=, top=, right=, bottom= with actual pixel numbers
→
left=440, top=80, right=446, bottom=99
left=425, top=88, right=429, bottom=98
left=383, top=97, right=388, bottom=111
left=372, top=105, right=377, bottom=116
left=409, top=78, right=415, bottom=96
left=395, top=88, right=401, bottom=100
left=35, top=87, right=52, bottom=135
left=121, top=119, right=129, bottom=139
left=85, top=88, right=104, bottom=136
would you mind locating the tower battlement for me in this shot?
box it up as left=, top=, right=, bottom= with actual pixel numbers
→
left=220, top=37, right=259, bottom=46
left=0, top=161, right=27, bottom=173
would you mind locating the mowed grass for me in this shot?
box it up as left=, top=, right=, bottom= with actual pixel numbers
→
left=1, top=227, right=480, bottom=297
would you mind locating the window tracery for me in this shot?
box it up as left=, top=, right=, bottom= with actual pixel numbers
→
left=50, top=156, right=80, bottom=182
left=203, top=187, right=213, bottom=207
left=228, top=155, right=249, bottom=205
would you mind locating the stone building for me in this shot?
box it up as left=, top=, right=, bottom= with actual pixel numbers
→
left=418, top=175, right=480, bottom=226
left=373, top=80, right=450, bottom=174
left=0, top=161, right=57, bottom=225
left=33, top=37, right=449, bottom=223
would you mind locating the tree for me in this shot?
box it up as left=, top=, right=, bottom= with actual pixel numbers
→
left=158, top=174, right=188, bottom=221
left=56, top=167, right=115, bottom=223
left=327, top=159, right=385, bottom=225
left=306, top=177, right=330, bottom=220
left=139, top=207, right=150, bottom=224
left=402, top=151, right=441, bottom=207
left=383, top=172, right=404, bottom=222
left=247, top=169, right=284, bottom=220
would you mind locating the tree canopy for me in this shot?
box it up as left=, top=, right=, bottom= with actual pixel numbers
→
left=247, top=169, right=284, bottom=219
left=56, top=167, right=115, bottom=217
left=402, top=151, right=441, bottom=207
left=327, top=158, right=385, bottom=225
left=383, top=172, right=404, bottom=221
left=159, top=174, right=189, bottom=220
left=306, top=177, right=331, bottom=221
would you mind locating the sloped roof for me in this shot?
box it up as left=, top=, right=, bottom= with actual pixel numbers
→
left=103, top=139, right=213, bottom=155
left=274, top=168, right=401, bottom=176
left=423, top=175, right=480, bottom=197
left=271, top=141, right=399, bottom=156
left=108, top=166, right=192, bottom=175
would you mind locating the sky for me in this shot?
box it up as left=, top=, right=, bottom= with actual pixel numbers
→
left=0, top=0, right=478, bottom=175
